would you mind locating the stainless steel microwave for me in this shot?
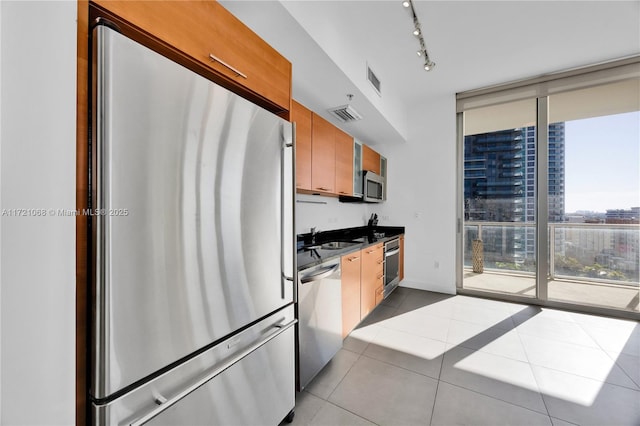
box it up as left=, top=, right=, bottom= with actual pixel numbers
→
left=363, top=171, right=385, bottom=202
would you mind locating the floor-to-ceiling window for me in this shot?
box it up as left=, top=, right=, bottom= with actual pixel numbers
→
left=546, top=81, right=640, bottom=311
left=461, top=99, right=538, bottom=297
left=457, top=58, right=640, bottom=319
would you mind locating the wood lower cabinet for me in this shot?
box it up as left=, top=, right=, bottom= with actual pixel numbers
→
left=362, top=144, right=381, bottom=174
left=360, top=243, right=384, bottom=319
left=291, top=101, right=312, bottom=190
left=89, top=0, right=291, bottom=113
left=335, top=128, right=354, bottom=196
left=311, top=113, right=336, bottom=194
left=341, top=236, right=404, bottom=337
left=341, top=251, right=362, bottom=338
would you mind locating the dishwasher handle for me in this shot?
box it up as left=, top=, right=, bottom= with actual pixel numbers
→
left=385, top=248, right=400, bottom=257
left=299, top=264, right=339, bottom=284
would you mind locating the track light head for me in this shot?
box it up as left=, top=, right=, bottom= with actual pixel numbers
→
left=413, top=28, right=420, bottom=36
left=424, top=60, right=436, bottom=71
left=402, top=1, right=410, bottom=8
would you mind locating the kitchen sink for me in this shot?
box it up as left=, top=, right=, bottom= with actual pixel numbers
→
left=319, top=241, right=360, bottom=250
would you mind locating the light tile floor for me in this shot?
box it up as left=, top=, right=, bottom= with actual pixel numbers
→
left=287, top=287, right=640, bottom=426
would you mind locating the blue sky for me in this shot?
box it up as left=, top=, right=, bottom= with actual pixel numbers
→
left=564, top=111, right=640, bottom=213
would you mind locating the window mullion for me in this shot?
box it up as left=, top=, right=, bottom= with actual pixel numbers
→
left=536, top=97, right=549, bottom=301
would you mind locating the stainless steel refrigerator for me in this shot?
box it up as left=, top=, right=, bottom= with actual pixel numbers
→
left=90, top=24, right=296, bottom=425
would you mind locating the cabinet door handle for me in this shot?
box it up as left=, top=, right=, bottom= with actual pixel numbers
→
left=209, top=54, right=248, bottom=79
left=348, top=256, right=360, bottom=262
left=315, top=187, right=330, bottom=191
left=377, top=260, right=384, bottom=265
left=377, top=273, right=384, bottom=279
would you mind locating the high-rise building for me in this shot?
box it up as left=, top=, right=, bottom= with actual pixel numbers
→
left=464, top=128, right=526, bottom=223
left=464, top=123, right=565, bottom=267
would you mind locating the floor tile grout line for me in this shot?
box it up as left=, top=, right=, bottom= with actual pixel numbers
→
left=526, top=360, right=640, bottom=392
left=428, top=342, right=448, bottom=426
left=514, top=317, right=606, bottom=350
left=322, top=400, right=382, bottom=426
left=603, top=351, right=640, bottom=389
left=437, top=378, right=551, bottom=418
left=441, top=315, right=517, bottom=332
left=357, top=351, right=442, bottom=382
left=576, top=321, right=640, bottom=390
left=322, top=351, right=363, bottom=403
left=516, top=325, right=638, bottom=355
left=514, top=314, right=554, bottom=420
left=444, top=341, right=541, bottom=370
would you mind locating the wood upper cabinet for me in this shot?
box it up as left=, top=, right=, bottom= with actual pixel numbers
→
left=89, top=0, right=292, bottom=113
left=341, top=251, right=362, bottom=338
left=335, top=128, right=354, bottom=196
left=362, top=144, right=381, bottom=174
left=399, top=235, right=405, bottom=281
left=291, top=101, right=312, bottom=190
left=311, top=113, right=336, bottom=194
left=360, top=243, right=384, bottom=319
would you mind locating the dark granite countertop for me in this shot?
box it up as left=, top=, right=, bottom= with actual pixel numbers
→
left=297, top=225, right=405, bottom=270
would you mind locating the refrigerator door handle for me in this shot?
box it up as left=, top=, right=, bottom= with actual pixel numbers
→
left=281, top=122, right=295, bottom=298
left=129, top=319, right=297, bottom=426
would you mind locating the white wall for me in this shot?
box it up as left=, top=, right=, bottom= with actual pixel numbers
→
left=0, top=1, right=76, bottom=424
left=295, top=193, right=369, bottom=235
left=369, top=94, right=458, bottom=294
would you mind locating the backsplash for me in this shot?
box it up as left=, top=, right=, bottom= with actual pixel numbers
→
left=295, top=193, right=369, bottom=234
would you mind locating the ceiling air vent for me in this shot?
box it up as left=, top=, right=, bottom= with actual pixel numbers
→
left=327, top=104, right=363, bottom=123
left=367, top=64, right=382, bottom=96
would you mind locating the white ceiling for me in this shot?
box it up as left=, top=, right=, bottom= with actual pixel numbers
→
left=221, top=1, right=640, bottom=146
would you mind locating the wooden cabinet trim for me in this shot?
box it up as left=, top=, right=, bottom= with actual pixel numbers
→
left=335, top=127, right=354, bottom=196
left=341, top=251, right=362, bottom=338
left=310, top=113, right=336, bottom=194
left=291, top=100, right=312, bottom=190
left=362, top=144, right=381, bottom=174
left=77, top=2, right=90, bottom=424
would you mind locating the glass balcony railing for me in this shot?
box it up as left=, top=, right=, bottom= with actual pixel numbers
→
left=464, top=222, right=640, bottom=286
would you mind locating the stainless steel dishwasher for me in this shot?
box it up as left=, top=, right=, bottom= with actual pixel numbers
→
left=297, top=258, right=342, bottom=390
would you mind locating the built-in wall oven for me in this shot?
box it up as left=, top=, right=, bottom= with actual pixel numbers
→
left=383, top=238, right=400, bottom=298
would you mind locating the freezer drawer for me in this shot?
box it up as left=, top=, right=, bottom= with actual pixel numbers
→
left=93, top=305, right=296, bottom=425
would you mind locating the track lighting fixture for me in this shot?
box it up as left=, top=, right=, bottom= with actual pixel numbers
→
left=402, top=0, right=436, bottom=72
